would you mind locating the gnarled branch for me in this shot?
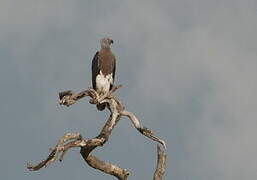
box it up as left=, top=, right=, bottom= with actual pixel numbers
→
left=154, top=145, right=167, bottom=180
left=27, top=86, right=167, bottom=179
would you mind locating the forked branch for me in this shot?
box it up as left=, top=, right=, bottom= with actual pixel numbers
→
left=27, top=86, right=167, bottom=180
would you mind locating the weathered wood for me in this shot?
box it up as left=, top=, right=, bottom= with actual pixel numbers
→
left=85, top=155, right=129, bottom=180
left=27, top=87, right=167, bottom=179
left=153, top=145, right=167, bottom=180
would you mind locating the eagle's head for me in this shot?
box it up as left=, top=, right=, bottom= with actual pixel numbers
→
left=100, top=37, right=114, bottom=49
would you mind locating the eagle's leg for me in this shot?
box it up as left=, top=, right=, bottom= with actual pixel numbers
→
left=95, top=85, right=123, bottom=111
left=98, top=92, right=109, bottom=103
left=90, top=85, right=122, bottom=111
left=97, top=85, right=121, bottom=103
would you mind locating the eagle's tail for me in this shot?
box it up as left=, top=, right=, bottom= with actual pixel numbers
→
left=96, top=103, right=107, bottom=111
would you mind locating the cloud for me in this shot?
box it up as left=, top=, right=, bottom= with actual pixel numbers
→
left=132, top=1, right=257, bottom=179
left=0, top=0, right=257, bottom=180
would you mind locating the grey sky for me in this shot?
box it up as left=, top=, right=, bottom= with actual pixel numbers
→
left=1, top=0, right=257, bottom=180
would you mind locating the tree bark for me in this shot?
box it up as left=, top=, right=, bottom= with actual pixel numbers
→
left=27, top=87, right=167, bottom=180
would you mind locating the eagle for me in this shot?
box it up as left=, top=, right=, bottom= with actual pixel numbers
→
left=91, top=37, right=116, bottom=110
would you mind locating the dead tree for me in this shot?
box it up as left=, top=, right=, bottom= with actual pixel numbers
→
left=27, top=85, right=167, bottom=180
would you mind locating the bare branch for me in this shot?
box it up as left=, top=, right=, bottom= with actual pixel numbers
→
left=154, top=145, right=167, bottom=180
left=58, top=85, right=122, bottom=107
left=27, top=149, right=57, bottom=171
left=121, top=110, right=166, bottom=149
left=27, top=132, right=83, bottom=170
left=28, top=87, right=167, bottom=179
left=59, top=89, right=92, bottom=106
left=85, top=155, right=129, bottom=180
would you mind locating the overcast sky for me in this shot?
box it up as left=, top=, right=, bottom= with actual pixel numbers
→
left=1, top=0, right=257, bottom=180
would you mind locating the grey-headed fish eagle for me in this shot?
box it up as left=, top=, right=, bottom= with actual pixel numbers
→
left=91, top=37, right=116, bottom=110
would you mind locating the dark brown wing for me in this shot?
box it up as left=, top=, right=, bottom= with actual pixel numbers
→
left=91, top=52, right=99, bottom=90
left=110, top=56, right=116, bottom=90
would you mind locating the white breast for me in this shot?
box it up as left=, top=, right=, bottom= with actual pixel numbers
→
left=96, top=71, right=113, bottom=95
